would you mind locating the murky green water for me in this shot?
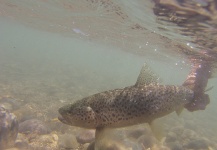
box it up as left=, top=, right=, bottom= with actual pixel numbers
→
left=0, top=0, right=217, bottom=150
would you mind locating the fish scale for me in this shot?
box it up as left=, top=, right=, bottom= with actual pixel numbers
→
left=58, top=63, right=194, bottom=129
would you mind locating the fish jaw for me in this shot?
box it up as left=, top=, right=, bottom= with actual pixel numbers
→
left=58, top=105, right=76, bottom=126
left=58, top=105, right=74, bottom=125
left=58, top=114, right=71, bottom=125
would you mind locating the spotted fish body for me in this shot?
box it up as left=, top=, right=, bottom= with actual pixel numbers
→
left=58, top=64, right=194, bottom=129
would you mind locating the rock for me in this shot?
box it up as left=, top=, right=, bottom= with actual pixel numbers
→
left=14, top=133, right=29, bottom=149
left=88, top=138, right=142, bottom=150
left=0, top=105, right=18, bottom=150
left=166, top=141, right=183, bottom=150
left=122, top=138, right=143, bottom=150
left=76, top=129, right=95, bottom=144
left=165, top=132, right=177, bottom=143
left=28, top=133, right=59, bottom=150
left=18, top=119, right=50, bottom=135
left=83, top=143, right=90, bottom=150
left=185, top=120, right=196, bottom=130
left=94, top=139, right=130, bottom=150
left=184, top=138, right=209, bottom=149
left=0, top=102, right=13, bottom=111
left=181, top=129, right=198, bottom=141
left=15, top=140, right=28, bottom=149
left=58, top=133, right=80, bottom=149
left=170, top=126, right=184, bottom=136
left=151, top=144, right=170, bottom=150
left=96, top=142, right=127, bottom=150
left=0, top=97, right=22, bottom=110
left=126, top=127, right=151, bottom=139
left=13, top=103, right=37, bottom=122
left=137, top=134, right=156, bottom=149
left=87, top=141, right=95, bottom=150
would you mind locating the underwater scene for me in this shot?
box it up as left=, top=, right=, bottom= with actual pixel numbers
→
left=0, top=0, right=217, bottom=150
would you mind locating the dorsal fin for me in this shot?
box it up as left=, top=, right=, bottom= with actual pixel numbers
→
left=135, top=63, right=160, bottom=86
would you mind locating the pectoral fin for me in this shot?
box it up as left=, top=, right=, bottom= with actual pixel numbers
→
left=95, top=127, right=126, bottom=150
left=148, top=120, right=164, bottom=141
left=176, top=106, right=184, bottom=116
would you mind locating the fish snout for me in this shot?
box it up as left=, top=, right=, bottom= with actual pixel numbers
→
left=58, top=112, right=70, bottom=125
left=58, top=105, right=73, bottom=125
left=58, top=114, right=65, bottom=123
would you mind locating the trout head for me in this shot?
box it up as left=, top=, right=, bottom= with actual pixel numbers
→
left=58, top=102, right=97, bottom=129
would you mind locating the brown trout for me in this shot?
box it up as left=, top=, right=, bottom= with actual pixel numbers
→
left=58, top=64, right=194, bottom=129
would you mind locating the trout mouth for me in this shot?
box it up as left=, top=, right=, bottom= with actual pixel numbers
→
left=58, top=105, right=73, bottom=125
left=58, top=114, right=65, bottom=122
left=58, top=114, right=70, bottom=125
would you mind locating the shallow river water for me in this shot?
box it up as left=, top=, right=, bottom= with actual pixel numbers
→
left=0, top=0, right=217, bottom=150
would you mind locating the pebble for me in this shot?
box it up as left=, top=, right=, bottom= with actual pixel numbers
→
left=126, top=127, right=151, bottom=139
left=181, top=129, right=198, bottom=141
left=151, top=144, right=170, bottom=150
left=0, top=102, right=13, bottom=111
left=166, top=125, right=212, bottom=150
left=87, top=141, right=95, bottom=150
left=0, top=97, right=22, bottom=110
left=14, top=133, right=29, bottom=149
left=76, top=129, right=95, bottom=144
left=83, top=143, right=90, bottom=150
left=170, top=126, right=184, bottom=136
left=93, top=138, right=130, bottom=150
left=13, top=103, right=37, bottom=122
left=0, top=105, right=18, bottom=150
left=28, top=133, right=59, bottom=150
left=184, top=137, right=209, bottom=149
left=137, top=134, right=156, bottom=149
left=122, top=138, right=143, bottom=150
left=165, top=132, right=177, bottom=143
left=185, top=120, right=196, bottom=130
left=95, top=141, right=128, bottom=150
left=58, top=133, right=80, bottom=149
left=166, top=141, right=183, bottom=150
left=18, top=119, right=50, bottom=135
left=15, top=140, right=28, bottom=149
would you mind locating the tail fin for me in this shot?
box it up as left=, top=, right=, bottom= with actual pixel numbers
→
left=184, top=94, right=210, bottom=112
left=183, top=61, right=211, bottom=111
left=183, top=61, right=211, bottom=91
